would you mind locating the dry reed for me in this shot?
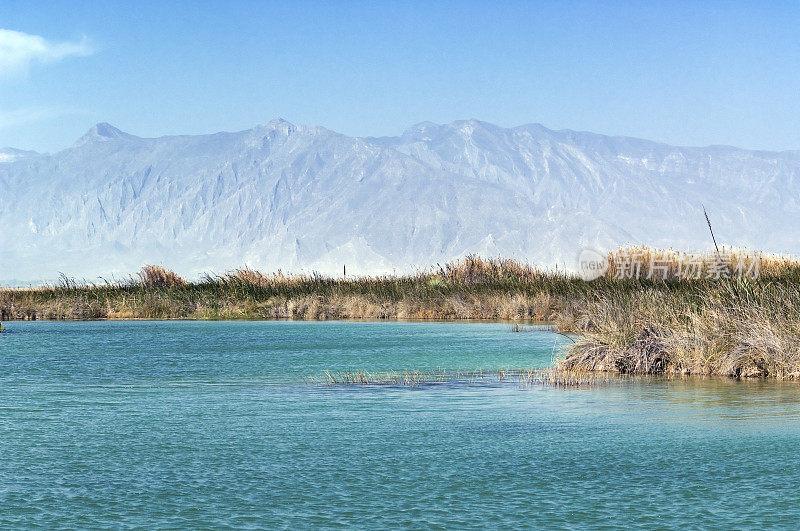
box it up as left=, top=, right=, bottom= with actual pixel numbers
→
left=138, top=265, right=186, bottom=288
left=310, top=367, right=602, bottom=387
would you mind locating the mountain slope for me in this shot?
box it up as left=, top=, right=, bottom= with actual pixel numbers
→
left=2, top=118, right=799, bottom=282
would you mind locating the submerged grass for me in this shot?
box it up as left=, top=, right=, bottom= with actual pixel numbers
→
left=4, top=249, right=800, bottom=379
left=310, top=367, right=602, bottom=387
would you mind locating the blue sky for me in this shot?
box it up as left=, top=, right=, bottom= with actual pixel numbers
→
left=1, top=0, right=799, bottom=153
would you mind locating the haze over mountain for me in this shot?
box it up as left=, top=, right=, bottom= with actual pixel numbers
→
left=2, top=118, right=799, bottom=283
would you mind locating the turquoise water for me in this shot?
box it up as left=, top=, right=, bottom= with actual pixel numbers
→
left=2, top=321, right=800, bottom=528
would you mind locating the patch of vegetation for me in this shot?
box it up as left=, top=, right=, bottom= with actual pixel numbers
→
left=0, top=258, right=582, bottom=322
left=309, top=367, right=602, bottom=387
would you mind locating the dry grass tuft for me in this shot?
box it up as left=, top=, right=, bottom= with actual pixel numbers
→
left=138, top=265, right=186, bottom=288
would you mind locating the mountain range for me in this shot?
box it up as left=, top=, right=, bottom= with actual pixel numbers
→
left=2, top=118, right=799, bottom=283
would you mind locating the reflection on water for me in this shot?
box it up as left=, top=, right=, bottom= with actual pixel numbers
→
left=593, top=377, right=800, bottom=423
left=1, top=321, right=799, bottom=527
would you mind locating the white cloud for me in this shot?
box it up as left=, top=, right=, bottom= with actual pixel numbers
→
left=0, top=28, right=93, bottom=78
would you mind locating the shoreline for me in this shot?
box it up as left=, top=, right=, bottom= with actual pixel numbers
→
left=0, top=316, right=557, bottom=325
left=5, top=251, right=800, bottom=379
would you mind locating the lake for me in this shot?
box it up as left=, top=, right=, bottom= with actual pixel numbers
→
left=2, top=321, right=800, bottom=527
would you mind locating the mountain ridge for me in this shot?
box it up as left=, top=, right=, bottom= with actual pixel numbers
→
left=12, top=118, right=800, bottom=154
left=1, top=119, right=799, bottom=282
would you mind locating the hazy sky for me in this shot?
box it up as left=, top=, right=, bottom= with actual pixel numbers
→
left=2, top=0, right=799, bottom=153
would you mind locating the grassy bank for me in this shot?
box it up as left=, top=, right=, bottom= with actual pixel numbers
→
left=561, top=248, right=800, bottom=379
left=3, top=250, right=800, bottom=378
left=0, top=259, right=588, bottom=323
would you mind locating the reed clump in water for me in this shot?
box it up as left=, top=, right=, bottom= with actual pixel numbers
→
left=311, top=367, right=602, bottom=387
left=561, top=281, right=800, bottom=379
left=311, top=369, right=441, bottom=386
left=514, top=367, right=603, bottom=387
left=560, top=247, right=800, bottom=378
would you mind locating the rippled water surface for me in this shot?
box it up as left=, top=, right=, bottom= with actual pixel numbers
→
left=2, top=321, right=800, bottom=528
